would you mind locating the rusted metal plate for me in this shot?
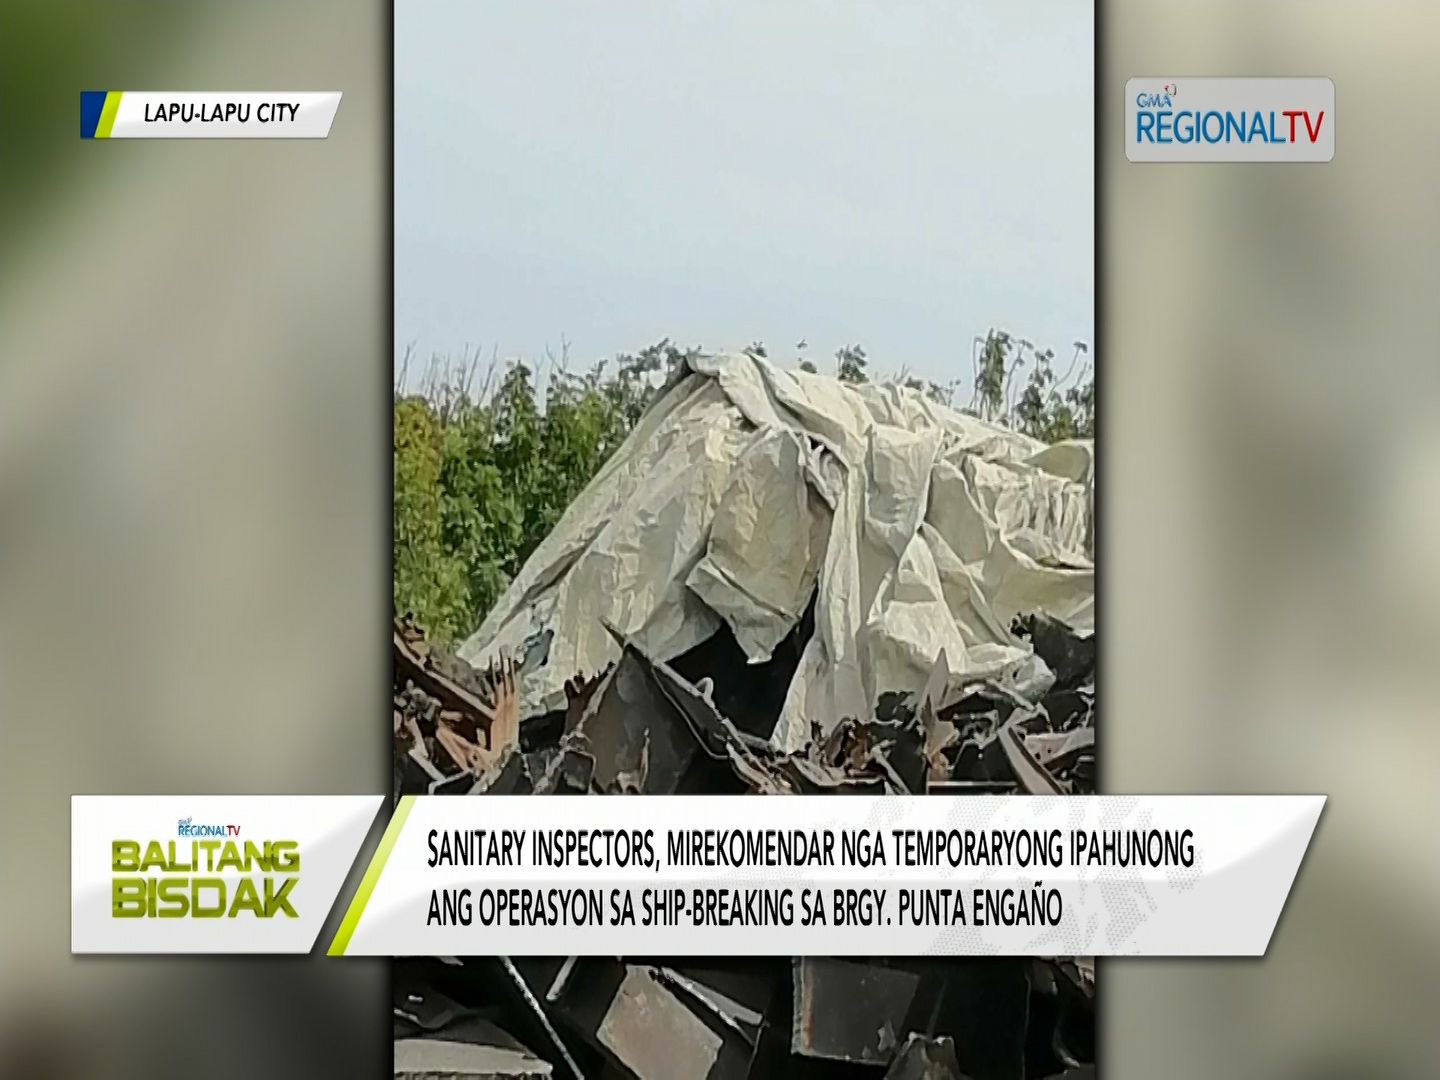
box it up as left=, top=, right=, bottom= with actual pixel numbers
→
left=543, top=959, right=759, bottom=1080
left=571, top=648, right=702, bottom=795
left=596, top=967, right=725, bottom=1080
left=395, top=623, right=497, bottom=727
left=791, top=958, right=922, bottom=1065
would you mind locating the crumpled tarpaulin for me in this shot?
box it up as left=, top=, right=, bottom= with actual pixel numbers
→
left=460, top=351, right=1093, bottom=752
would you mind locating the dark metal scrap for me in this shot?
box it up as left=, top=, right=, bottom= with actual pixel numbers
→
left=391, top=605, right=1097, bottom=1079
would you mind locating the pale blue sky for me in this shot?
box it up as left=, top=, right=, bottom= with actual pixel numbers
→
left=396, top=0, right=1093, bottom=389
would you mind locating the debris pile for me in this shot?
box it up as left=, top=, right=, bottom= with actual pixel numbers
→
left=391, top=607, right=1096, bottom=1078
left=395, top=609, right=1095, bottom=801
left=394, top=615, right=522, bottom=796
left=392, top=352, right=1097, bottom=1077
left=395, top=954, right=1095, bottom=1080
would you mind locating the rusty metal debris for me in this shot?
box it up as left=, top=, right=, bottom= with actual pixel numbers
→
left=396, top=608, right=1096, bottom=802
left=395, top=952, right=1093, bottom=1080
left=392, top=355, right=1096, bottom=1077
left=792, top=957, right=925, bottom=1066
left=395, top=616, right=523, bottom=798
left=393, top=608, right=1096, bottom=1077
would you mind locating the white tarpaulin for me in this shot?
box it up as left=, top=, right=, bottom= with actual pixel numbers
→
left=459, top=352, right=1093, bottom=751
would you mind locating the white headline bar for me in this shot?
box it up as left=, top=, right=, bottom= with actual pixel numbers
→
left=97, top=92, right=341, bottom=139
left=335, top=794, right=1324, bottom=957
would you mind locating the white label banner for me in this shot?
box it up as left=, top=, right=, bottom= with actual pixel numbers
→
left=105, top=92, right=341, bottom=139
left=333, top=795, right=1324, bottom=958
left=71, top=795, right=383, bottom=953
left=1126, top=78, right=1334, bottom=162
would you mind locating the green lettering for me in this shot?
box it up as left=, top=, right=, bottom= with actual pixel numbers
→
left=166, top=841, right=193, bottom=872
left=112, top=840, right=140, bottom=873
left=265, top=876, right=299, bottom=918
left=140, top=840, right=169, bottom=872
left=112, top=877, right=146, bottom=917
left=191, top=878, right=226, bottom=917
left=227, top=877, right=264, bottom=918
left=243, top=841, right=271, bottom=872
left=215, top=840, right=243, bottom=872
left=271, top=841, right=299, bottom=873
left=157, top=877, right=189, bottom=917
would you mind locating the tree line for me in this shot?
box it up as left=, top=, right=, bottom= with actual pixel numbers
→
left=395, top=332, right=1093, bottom=646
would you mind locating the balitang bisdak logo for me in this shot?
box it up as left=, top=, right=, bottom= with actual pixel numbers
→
left=111, top=816, right=300, bottom=919
left=73, top=795, right=382, bottom=954
left=1126, top=77, right=1334, bottom=163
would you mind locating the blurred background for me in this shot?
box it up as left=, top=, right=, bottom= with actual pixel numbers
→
left=2, top=1, right=1438, bottom=1078
left=0, top=1, right=390, bottom=1077
left=1105, top=1, right=1440, bottom=1077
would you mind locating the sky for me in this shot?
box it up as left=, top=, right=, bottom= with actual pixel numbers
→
left=395, top=0, right=1093, bottom=390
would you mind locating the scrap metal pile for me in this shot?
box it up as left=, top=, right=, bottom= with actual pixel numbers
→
left=395, top=954, right=1095, bottom=1080
left=395, top=607, right=1094, bottom=801
left=392, top=612, right=1096, bottom=1079
left=393, top=351, right=1097, bottom=1078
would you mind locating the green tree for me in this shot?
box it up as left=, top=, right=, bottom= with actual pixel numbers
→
left=836, top=344, right=869, bottom=384
left=973, top=329, right=1010, bottom=421
left=394, top=395, right=471, bottom=642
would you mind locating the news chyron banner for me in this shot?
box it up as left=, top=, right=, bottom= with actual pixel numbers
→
left=328, top=796, right=1322, bottom=958
left=71, top=795, right=1322, bottom=956
left=80, top=92, right=341, bottom=139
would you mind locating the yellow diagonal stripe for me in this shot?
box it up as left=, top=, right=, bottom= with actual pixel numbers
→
left=95, top=91, right=122, bottom=139
left=327, top=795, right=414, bottom=956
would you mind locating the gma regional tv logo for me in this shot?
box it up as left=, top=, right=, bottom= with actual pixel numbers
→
left=177, top=815, right=240, bottom=838
left=1143, top=81, right=1180, bottom=105
left=1126, top=77, right=1334, bottom=163
left=111, top=819, right=300, bottom=919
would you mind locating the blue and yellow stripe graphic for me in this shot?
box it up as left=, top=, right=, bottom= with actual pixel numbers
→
left=80, top=91, right=123, bottom=139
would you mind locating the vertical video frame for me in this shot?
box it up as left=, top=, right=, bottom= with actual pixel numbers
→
left=392, top=4, right=1095, bottom=1077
